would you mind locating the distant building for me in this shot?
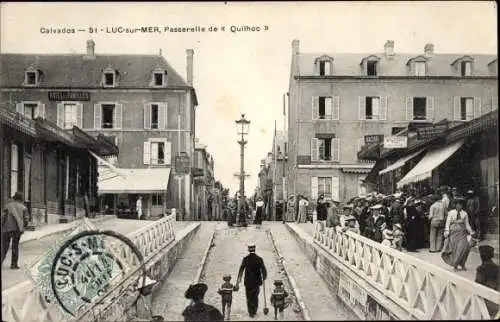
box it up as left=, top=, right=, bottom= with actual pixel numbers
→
left=193, top=139, right=218, bottom=221
left=0, top=40, right=199, bottom=219
left=287, top=39, right=497, bottom=203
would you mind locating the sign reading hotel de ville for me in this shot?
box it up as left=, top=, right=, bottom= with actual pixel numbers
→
left=383, top=136, right=408, bottom=149
left=48, top=91, right=91, bottom=101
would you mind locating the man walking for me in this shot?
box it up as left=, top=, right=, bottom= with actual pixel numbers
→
left=1, top=192, right=30, bottom=269
left=236, top=243, right=268, bottom=318
left=136, top=196, right=143, bottom=220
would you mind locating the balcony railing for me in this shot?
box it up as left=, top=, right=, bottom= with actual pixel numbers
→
left=312, top=223, right=500, bottom=320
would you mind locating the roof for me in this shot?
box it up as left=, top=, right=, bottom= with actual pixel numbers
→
left=0, top=53, right=192, bottom=88
left=297, top=53, right=497, bottom=77
left=98, top=167, right=171, bottom=194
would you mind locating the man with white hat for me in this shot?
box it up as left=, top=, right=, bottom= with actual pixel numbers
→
left=366, top=204, right=387, bottom=242
left=236, top=243, right=268, bottom=318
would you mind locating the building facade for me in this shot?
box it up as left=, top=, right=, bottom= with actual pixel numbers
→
left=287, top=39, right=498, bottom=203
left=193, top=139, right=218, bottom=220
left=0, top=40, right=199, bottom=220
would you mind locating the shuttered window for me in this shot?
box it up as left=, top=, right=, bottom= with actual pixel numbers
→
left=312, top=96, right=340, bottom=120
left=145, top=139, right=172, bottom=165
left=454, top=97, right=481, bottom=121
left=144, top=102, right=168, bottom=129
left=16, top=102, right=45, bottom=120
left=406, top=97, right=431, bottom=121
left=95, top=103, right=123, bottom=129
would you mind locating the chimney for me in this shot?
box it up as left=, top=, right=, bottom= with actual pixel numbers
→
left=86, top=39, right=95, bottom=58
left=292, top=39, right=300, bottom=56
left=384, top=40, right=395, bottom=57
left=424, top=43, right=434, bottom=57
left=186, top=49, right=194, bottom=86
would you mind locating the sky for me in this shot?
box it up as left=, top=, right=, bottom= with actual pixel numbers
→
left=1, top=1, right=497, bottom=194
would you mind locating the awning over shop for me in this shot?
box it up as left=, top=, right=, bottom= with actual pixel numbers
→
left=98, top=168, right=171, bottom=194
left=379, top=148, right=426, bottom=175
left=397, top=139, right=465, bottom=188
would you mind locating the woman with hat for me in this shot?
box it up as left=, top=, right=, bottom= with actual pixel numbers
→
left=182, top=283, right=224, bottom=321
left=404, top=198, right=424, bottom=252
left=441, top=197, right=475, bottom=272
left=297, top=195, right=309, bottom=223
left=343, top=214, right=360, bottom=234
left=365, top=204, right=387, bottom=242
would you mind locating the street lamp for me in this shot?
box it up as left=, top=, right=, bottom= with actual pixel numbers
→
left=235, top=114, right=250, bottom=227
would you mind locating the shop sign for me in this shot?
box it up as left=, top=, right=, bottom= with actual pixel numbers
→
left=364, top=134, right=384, bottom=144
left=175, top=153, right=190, bottom=175
left=48, top=91, right=91, bottom=101
left=383, top=136, right=408, bottom=149
left=416, top=123, right=449, bottom=140
left=192, top=168, right=204, bottom=177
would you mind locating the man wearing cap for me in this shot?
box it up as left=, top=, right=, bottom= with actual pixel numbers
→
left=183, top=283, right=224, bottom=321
left=1, top=192, right=30, bottom=269
left=236, top=244, right=268, bottom=318
left=466, top=190, right=481, bottom=238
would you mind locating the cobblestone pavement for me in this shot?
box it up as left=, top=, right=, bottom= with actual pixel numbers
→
left=1, top=219, right=189, bottom=290
left=269, top=223, right=358, bottom=321
left=295, top=223, right=485, bottom=282
left=151, top=221, right=220, bottom=321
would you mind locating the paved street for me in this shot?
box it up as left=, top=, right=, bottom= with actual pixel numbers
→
left=269, top=223, right=358, bottom=320
left=1, top=219, right=191, bottom=291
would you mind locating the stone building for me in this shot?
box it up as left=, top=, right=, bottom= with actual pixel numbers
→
left=0, top=40, right=199, bottom=220
left=193, top=139, right=218, bottom=221
left=287, top=39, right=498, bottom=203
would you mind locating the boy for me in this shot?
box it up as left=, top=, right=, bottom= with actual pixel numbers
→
left=217, top=274, right=237, bottom=320
left=381, top=229, right=394, bottom=247
left=270, top=280, right=289, bottom=320
left=392, top=223, right=404, bottom=251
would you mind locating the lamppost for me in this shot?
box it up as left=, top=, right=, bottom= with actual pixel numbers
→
left=235, top=114, right=250, bottom=227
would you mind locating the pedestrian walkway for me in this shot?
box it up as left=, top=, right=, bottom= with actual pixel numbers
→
left=1, top=218, right=192, bottom=291
left=294, top=222, right=489, bottom=283
left=269, top=223, right=358, bottom=321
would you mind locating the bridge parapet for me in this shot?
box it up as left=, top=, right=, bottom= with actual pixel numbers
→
left=313, top=223, right=500, bottom=320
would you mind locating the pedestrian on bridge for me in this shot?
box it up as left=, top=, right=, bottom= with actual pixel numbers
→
left=182, top=283, right=224, bottom=321
left=1, top=192, right=30, bottom=269
left=255, top=197, right=265, bottom=226
left=236, top=243, right=268, bottom=318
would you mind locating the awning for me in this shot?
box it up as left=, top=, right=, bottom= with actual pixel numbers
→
left=98, top=168, right=171, bottom=194
left=379, top=148, right=426, bottom=175
left=397, top=139, right=465, bottom=188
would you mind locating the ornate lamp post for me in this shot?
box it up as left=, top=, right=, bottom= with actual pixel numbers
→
left=235, top=114, right=250, bottom=227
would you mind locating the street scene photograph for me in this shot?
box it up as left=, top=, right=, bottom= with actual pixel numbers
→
left=0, top=1, right=498, bottom=321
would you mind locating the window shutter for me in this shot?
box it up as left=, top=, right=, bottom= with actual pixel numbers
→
left=379, top=96, right=388, bottom=120
left=410, top=62, right=416, bottom=76
left=163, top=102, right=168, bottom=129
left=57, top=103, right=65, bottom=128
left=465, top=98, right=474, bottom=120
left=453, top=96, right=461, bottom=120
left=312, top=96, right=319, bottom=120
left=325, top=97, right=333, bottom=119
left=311, top=177, right=318, bottom=200
left=358, top=96, right=366, bottom=120
left=492, top=96, right=499, bottom=111
left=311, top=138, right=319, bottom=161
left=114, top=104, right=123, bottom=129
left=76, top=103, right=83, bottom=128
left=158, top=103, right=166, bottom=130
left=473, top=97, right=481, bottom=118
left=332, top=176, right=340, bottom=202
left=426, top=97, right=435, bottom=121
left=94, top=104, right=101, bottom=129
left=16, top=103, right=23, bottom=114
left=331, top=138, right=340, bottom=162
left=332, top=96, right=340, bottom=120
left=143, top=141, right=151, bottom=165
left=406, top=97, right=414, bottom=121
left=37, top=103, right=46, bottom=119
left=150, top=142, right=159, bottom=164
left=144, top=104, right=151, bottom=129
left=165, top=140, right=172, bottom=165
left=326, top=61, right=333, bottom=75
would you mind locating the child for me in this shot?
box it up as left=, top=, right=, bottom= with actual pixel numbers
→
left=270, top=280, right=289, bottom=320
left=217, top=274, right=237, bottom=320
left=381, top=229, right=394, bottom=247
left=392, top=223, right=404, bottom=251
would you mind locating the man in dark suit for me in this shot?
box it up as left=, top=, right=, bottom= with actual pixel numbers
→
left=475, top=245, right=500, bottom=317
left=236, top=244, right=268, bottom=318
left=1, top=192, right=30, bottom=269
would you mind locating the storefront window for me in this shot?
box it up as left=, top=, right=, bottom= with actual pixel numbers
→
left=152, top=193, right=163, bottom=206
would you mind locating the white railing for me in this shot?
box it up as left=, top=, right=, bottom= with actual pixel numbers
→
left=1, top=215, right=177, bottom=322
left=313, top=223, right=500, bottom=320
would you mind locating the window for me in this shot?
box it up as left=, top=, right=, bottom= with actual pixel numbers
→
left=63, top=103, right=78, bottom=129
left=25, top=71, right=37, bottom=85
left=461, top=61, right=472, bottom=76
left=319, top=61, right=332, bottom=76
left=150, top=141, right=165, bottom=165
left=319, top=97, right=332, bottom=119
left=365, top=97, right=380, bottom=119
left=318, top=177, right=332, bottom=199
left=460, top=97, right=474, bottom=121
left=16, top=102, right=44, bottom=120
left=318, top=138, right=332, bottom=161
left=367, top=61, right=377, bottom=76
left=284, top=143, right=288, bottom=154
left=104, top=72, right=115, bottom=86
left=414, top=62, right=426, bottom=76
left=151, top=104, right=159, bottom=129
left=312, top=96, right=340, bottom=120
left=102, top=104, right=115, bottom=128
left=152, top=194, right=163, bottom=206
left=413, top=97, right=427, bottom=120
left=23, top=103, right=37, bottom=119
left=10, top=144, right=19, bottom=197
left=154, top=73, right=164, bottom=86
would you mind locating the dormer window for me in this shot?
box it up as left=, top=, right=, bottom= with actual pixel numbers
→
left=460, top=61, right=472, bottom=76
left=361, top=55, right=380, bottom=76
left=414, top=62, right=426, bottom=76
left=407, top=56, right=428, bottom=76
left=451, top=56, right=474, bottom=77
left=102, top=67, right=118, bottom=87
left=314, top=55, right=334, bottom=76
left=150, top=68, right=168, bottom=87
left=24, top=67, right=41, bottom=86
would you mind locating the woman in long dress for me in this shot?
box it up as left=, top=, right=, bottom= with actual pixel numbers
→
left=441, top=197, right=475, bottom=271
left=254, top=197, right=265, bottom=225
left=297, top=196, right=309, bottom=223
